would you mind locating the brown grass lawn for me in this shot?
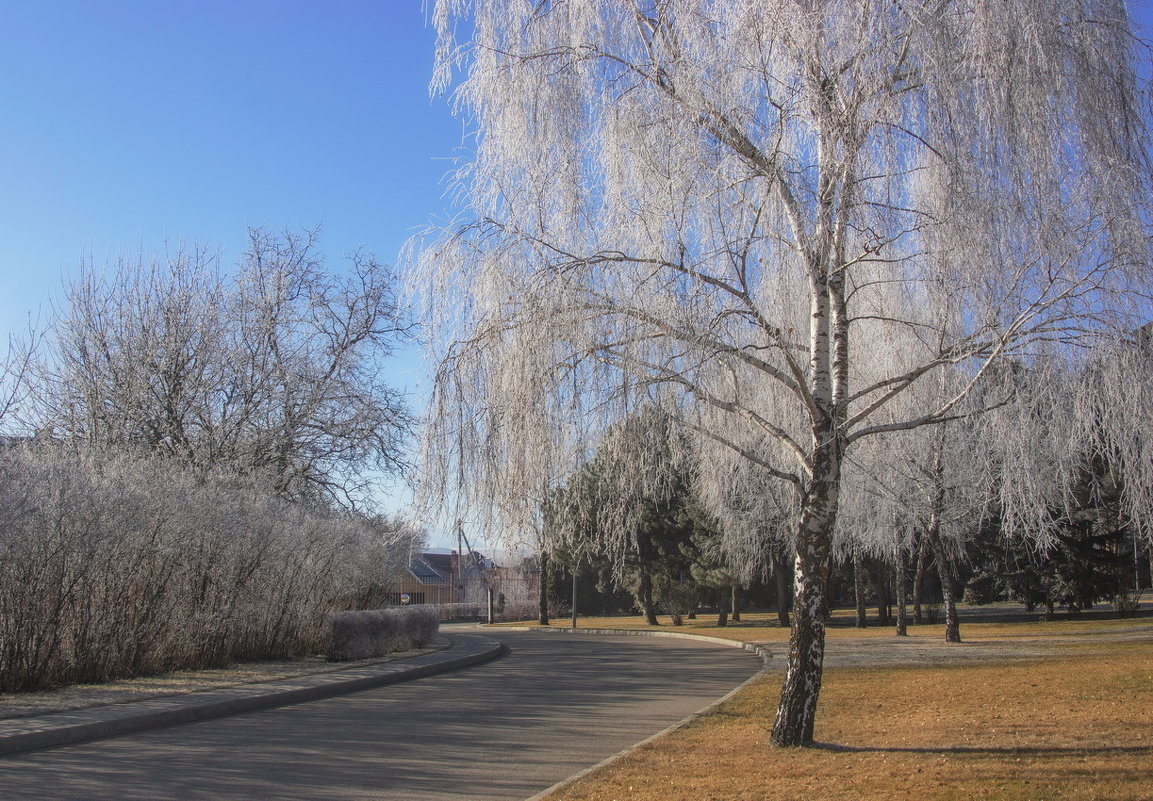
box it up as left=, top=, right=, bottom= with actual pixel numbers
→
left=513, top=611, right=1153, bottom=801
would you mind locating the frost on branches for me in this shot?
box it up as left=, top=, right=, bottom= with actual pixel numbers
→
left=413, top=1, right=1153, bottom=746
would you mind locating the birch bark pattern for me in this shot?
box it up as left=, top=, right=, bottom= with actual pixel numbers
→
left=772, top=485, right=837, bottom=746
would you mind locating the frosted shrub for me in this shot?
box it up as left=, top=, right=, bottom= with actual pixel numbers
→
left=396, top=605, right=439, bottom=648
left=328, top=610, right=394, bottom=661
left=328, top=606, right=439, bottom=661
left=0, top=445, right=415, bottom=692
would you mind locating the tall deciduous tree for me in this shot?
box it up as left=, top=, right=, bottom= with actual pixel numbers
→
left=0, top=326, right=40, bottom=433
left=415, top=1, right=1152, bottom=745
left=35, top=227, right=414, bottom=507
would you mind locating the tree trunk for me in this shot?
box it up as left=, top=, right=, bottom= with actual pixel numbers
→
left=731, top=584, right=741, bottom=622
left=773, top=551, right=792, bottom=628
left=928, top=529, right=961, bottom=643
left=938, top=562, right=961, bottom=643
left=717, top=586, right=730, bottom=627
left=871, top=563, right=891, bottom=627
left=895, top=538, right=908, bottom=637
left=638, top=569, right=659, bottom=626
left=771, top=449, right=839, bottom=747
left=771, top=240, right=847, bottom=747
left=770, top=523, right=833, bottom=746
left=538, top=550, right=550, bottom=626
left=926, top=432, right=961, bottom=644
left=853, top=546, right=867, bottom=628
left=912, top=532, right=931, bottom=625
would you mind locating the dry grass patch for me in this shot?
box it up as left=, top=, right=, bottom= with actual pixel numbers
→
left=549, top=640, right=1153, bottom=801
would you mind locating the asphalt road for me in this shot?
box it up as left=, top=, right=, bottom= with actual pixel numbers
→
left=0, top=628, right=762, bottom=800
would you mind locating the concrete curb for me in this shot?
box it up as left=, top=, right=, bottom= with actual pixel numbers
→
left=0, top=633, right=504, bottom=757
left=496, top=626, right=771, bottom=801
left=494, top=624, right=772, bottom=666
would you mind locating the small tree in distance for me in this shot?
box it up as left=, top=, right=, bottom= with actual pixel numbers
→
left=414, top=1, right=1153, bottom=746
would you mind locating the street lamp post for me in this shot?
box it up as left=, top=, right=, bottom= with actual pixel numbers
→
left=571, top=563, right=578, bottom=630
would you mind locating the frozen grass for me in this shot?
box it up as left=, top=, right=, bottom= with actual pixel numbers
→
left=500, top=603, right=1153, bottom=643
left=533, top=608, right=1153, bottom=801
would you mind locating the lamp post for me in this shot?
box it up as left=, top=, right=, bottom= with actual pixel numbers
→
left=571, top=562, right=578, bottom=630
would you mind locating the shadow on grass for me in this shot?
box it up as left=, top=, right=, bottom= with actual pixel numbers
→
left=813, top=742, right=1153, bottom=756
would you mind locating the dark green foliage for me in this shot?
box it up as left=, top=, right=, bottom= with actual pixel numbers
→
left=544, top=408, right=721, bottom=622
left=660, top=580, right=699, bottom=625
left=965, top=483, right=1140, bottom=616
left=545, top=554, right=634, bottom=616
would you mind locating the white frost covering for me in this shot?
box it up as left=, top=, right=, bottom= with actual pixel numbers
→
left=412, top=0, right=1152, bottom=568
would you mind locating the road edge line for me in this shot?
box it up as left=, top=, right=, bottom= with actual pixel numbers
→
left=504, top=626, right=771, bottom=801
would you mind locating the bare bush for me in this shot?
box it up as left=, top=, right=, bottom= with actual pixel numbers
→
left=327, top=606, right=439, bottom=661
left=0, top=445, right=414, bottom=692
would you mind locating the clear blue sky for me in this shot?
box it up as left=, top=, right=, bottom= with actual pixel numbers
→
left=0, top=0, right=460, bottom=363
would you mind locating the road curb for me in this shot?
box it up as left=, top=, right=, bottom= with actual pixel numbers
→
left=0, top=633, right=504, bottom=757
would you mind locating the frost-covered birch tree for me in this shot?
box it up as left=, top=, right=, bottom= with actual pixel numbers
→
left=415, top=1, right=1152, bottom=746
left=839, top=349, right=994, bottom=641
left=987, top=330, right=1153, bottom=581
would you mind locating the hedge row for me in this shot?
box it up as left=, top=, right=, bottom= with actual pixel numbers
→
left=328, top=605, right=440, bottom=661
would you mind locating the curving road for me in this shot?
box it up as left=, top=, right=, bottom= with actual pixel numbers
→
left=0, top=627, right=762, bottom=800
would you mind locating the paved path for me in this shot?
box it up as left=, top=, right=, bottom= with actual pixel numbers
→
left=0, top=628, right=762, bottom=800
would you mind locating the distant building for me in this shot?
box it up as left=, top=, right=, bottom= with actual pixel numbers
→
left=388, top=548, right=494, bottom=606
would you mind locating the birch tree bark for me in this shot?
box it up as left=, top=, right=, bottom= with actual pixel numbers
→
left=416, top=0, right=1152, bottom=746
